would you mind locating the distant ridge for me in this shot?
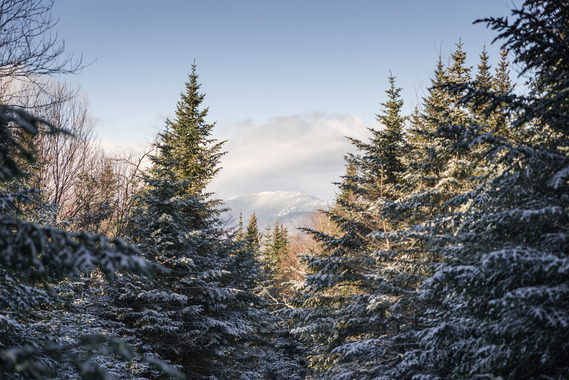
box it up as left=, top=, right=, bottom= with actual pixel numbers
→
left=223, top=191, right=328, bottom=230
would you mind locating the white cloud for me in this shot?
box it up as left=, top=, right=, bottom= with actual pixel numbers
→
left=95, top=113, right=375, bottom=203
left=209, top=112, right=373, bottom=202
left=96, top=139, right=155, bottom=170
left=98, top=139, right=154, bottom=156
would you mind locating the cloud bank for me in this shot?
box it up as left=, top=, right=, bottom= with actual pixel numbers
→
left=209, top=113, right=373, bottom=202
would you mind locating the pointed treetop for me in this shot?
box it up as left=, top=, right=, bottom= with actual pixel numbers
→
left=448, top=39, right=471, bottom=84
left=431, top=55, right=449, bottom=87
left=476, top=44, right=493, bottom=91
left=245, top=213, right=261, bottom=253
left=376, top=72, right=406, bottom=134
left=493, top=48, right=514, bottom=95
left=155, top=62, right=226, bottom=196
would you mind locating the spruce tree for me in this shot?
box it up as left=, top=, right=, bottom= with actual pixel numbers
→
left=245, top=212, right=261, bottom=253
left=491, top=47, right=515, bottom=138
left=405, top=55, right=453, bottom=189
left=348, top=45, right=482, bottom=378
left=356, top=73, right=408, bottom=196
left=0, top=107, right=158, bottom=378
left=471, top=45, right=494, bottom=126
left=163, top=63, right=225, bottom=196
left=475, top=45, right=493, bottom=91
left=259, top=221, right=292, bottom=302
left=493, top=47, right=514, bottom=97
left=288, top=75, right=411, bottom=375
left=264, top=222, right=289, bottom=273
left=395, top=1, right=569, bottom=378
left=325, top=53, right=471, bottom=377
left=108, top=65, right=265, bottom=378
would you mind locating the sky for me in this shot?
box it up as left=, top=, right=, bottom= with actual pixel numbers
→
left=51, top=0, right=518, bottom=202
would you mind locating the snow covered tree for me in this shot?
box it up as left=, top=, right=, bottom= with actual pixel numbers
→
left=320, top=45, right=499, bottom=378
left=107, top=65, right=274, bottom=379
left=263, top=222, right=289, bottom=273
left=0, top=106, right=158, bottom=379
left=394, top=1, right=569, bottom=378
left=0, top=1, right=167, bottom=375
left=396, top=43, right=479, bottom=237
left=320, top=51, right=471, bottom=378
left=288, top=74, right=412, bottom=375
left=245, top=212, right=261, bottom=253
left=163, top=62, right=225, bottom=196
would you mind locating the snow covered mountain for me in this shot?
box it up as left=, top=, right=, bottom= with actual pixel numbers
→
left=223, top=191, right=329, bottom=230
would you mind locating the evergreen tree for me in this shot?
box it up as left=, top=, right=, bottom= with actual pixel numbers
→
left=288, top=74, right=411, bottom=375
left=493, top=47, right=514, bottom=96
left=491, top=47, right=515, bottom=138
left=475, top=45, right=493, bottom=91
left=0, top=107, right=159, bottom=378
left=163, top=63, right=225, bottom=196
left=236, top=211, right=245, bottom=241
left=333, top=45, right=484, bottom=378
left=471, top=45, right=494, bottom=126
left=336, top=161, right=357, bottom=204
left=108, top=65, right=265, bottom=378
left=395, top=1, right=569, bottom=378
left=325, top=50, right=471, bottom=378
left=260, top=221, right=291, bottom=302
left=405, top=43, right=477, bottom=219
left=265, top=222, right=289, bottom=272
left=405, top=55, right=453, bottom=187
left=245, top=212, right=261, bottom=253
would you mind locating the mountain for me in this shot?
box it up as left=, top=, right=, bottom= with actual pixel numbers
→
left=223, top=191, right=329, bottom=230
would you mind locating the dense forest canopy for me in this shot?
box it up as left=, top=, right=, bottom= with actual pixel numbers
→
left=1, top=0, right=568, bottom=379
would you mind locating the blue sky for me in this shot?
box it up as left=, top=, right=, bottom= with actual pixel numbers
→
left=52, top=1, right=517, bottom=201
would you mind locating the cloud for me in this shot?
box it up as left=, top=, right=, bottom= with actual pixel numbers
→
left=98, top=139, right=154, bottom=156
left=209, top=112, right=373, bottom=202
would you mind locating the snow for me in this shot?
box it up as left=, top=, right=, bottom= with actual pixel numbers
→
left=224, top=190, right=328, bottom=229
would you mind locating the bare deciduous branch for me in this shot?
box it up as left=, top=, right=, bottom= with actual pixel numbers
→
left=0, top=0, right=82, bottom=106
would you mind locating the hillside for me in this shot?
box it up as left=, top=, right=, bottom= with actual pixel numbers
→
left=223, top=191, right=329, bottom=230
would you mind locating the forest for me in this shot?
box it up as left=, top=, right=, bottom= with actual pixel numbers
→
left=1, top=0, right=568, bottom=379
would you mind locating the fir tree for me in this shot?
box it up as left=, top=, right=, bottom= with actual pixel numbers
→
left=406, top=55, right=452, bottom=185
left=265, top=222, right=289, bottom=272
left=475, top=45, right=493, bottom=91
left=163, top=62, right=225, bottom=196
left=395, top=1, right=569, bottom=378
left=245, top=212, right=261, bottom=253
left=324, top=54, right=471, bottom=377
left=491, top=47, right=515, bottom=137
left=0, top=107, right=159, bottom=378
left=236, top=211, right=245, bottom=241
left=353, top=72, right=408, bottom=200
left=336, top=161, right=357, bottom=204
left=260, top=221, right=291, bottom=302
left=471, top=45, right=494, bottom=126
left=288, top=74, right=411, bottom=375
left=108, top=65, right=266, bottom=379
left=345, top=46, right=480, bottom=378
left=493, top=47, right=515, bottom=96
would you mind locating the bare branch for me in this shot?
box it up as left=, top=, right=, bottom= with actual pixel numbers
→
left=0, top=0, right=82, bottom=106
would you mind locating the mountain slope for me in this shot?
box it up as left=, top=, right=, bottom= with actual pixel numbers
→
left=224, top=191, right=328, bottom=229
